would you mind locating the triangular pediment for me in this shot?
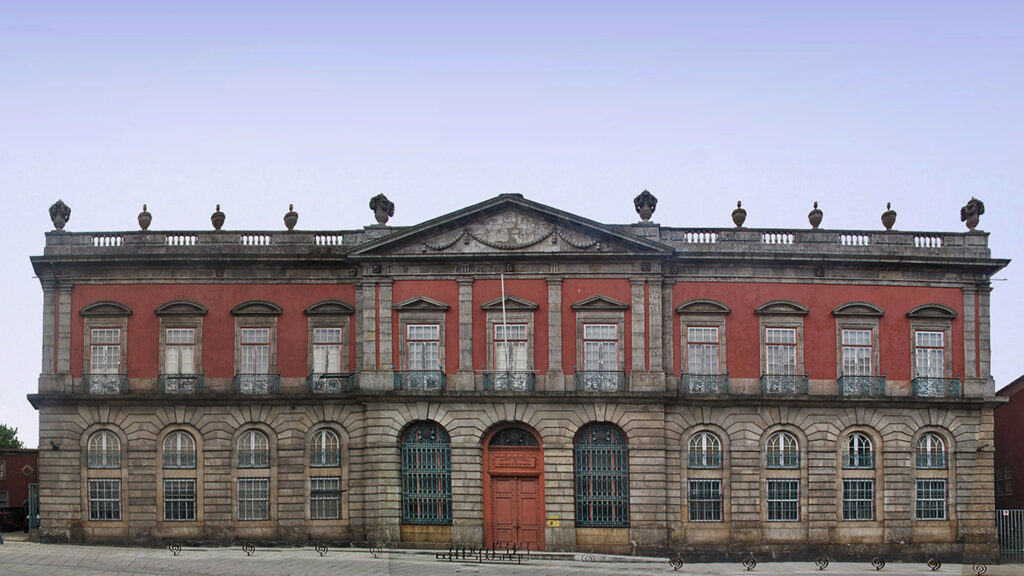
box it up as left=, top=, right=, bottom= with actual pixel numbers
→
left=906, top=303, right=958, bottom=319
left=80, top=301, right=132, bottom=317
left=394, top=295, right=451, bottom=312
left=231, top=300, right=283, bottom=316
left=481, top=295, right=539, bottom=311
left=832, top=301, right=884, bottom=317
left=571, top=294, right=629, bottom=311
left=348, top=194, right=674, bottom=257
left=755, top=299, right=808, bottom=316
left=155, top=300, right=209, bottom=317
left=305, top=299, right=355, bottom=316
left=676, top=298, right=731, bottom=315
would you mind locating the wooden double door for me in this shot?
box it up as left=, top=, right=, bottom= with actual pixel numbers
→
left=483, top=426, right=545, bottom=551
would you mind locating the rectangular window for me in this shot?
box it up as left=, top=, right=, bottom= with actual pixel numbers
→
left=165, top=328, right=196, bottom=375
left=915, top=479, right=947, bottom=520
left=0, top=460, right=5, bottom=479
left=688, top=479, right=722, bottom=522
left=310, top=476, right=341, bottom=520
left=406, top=324, right=440, bottom=370
left=237, top=478, right=270, bottom=521
left=1006, top=464, right=1014, bottom=496
left=0, top=491, right=8, bottom=508
left=88, top=479, right=121, bottom=521
left=312, top=328, right=343, bottom=373
left=494, top=324, right=528, bottom=371
left=163, top=479, right=196, bottom=521
left=842, top=479, right=874, bottom=521
left=766, top=479, right=799, bottom=521
left=841, top=329, right=872, bottom=376
left=915, top=331, right=945, bottom=378
left=91, top=328, right=121, bottom=374
left=583, top=324, right=618, bottom=371
left=765, top=328, right=796, bottom=375
left=687, top=327, right=720, bottom=375
left=240, top=328, right=270, bottom=374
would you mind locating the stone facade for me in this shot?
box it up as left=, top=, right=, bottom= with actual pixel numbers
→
left=29, top=193, right=1007, bottom=561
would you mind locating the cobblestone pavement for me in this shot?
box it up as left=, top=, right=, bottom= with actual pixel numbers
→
left=2, top=537, right=1023, bottom=576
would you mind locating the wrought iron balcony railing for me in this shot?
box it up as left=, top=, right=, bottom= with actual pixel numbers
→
left=162, top=451, right=197, bottom=469
left=82, top=373, right=127, bottom=394
left=481, top=371, right=535, bottom=392
left=574, top=370, right=626, bottom=392
left=87, top=450, right=121, bottom=469
left=234, top=374, right=281, bottom=394
left=842, top=452, right=874, bottom=469
left=237, top=449, right=270, bottom=468
left=916, top=452, right=947, bottom=469
left=681, top=373, right=729, bottom=395
left=766, top=450, right=800, bottom=469
left=912, top=376, right=961, bottom=398
left=688, top=451, right=723, bottom=469
left=307, top=373, right=356, bottom=393
left=760, top=373, right=809, bottom=395
left=158, top=373, right=204, bottom=394
left=310, top=449, right=341, bottom=467
left=394, top=370, right=446, bottom=392
left=837, top=374, right=886, bottom=397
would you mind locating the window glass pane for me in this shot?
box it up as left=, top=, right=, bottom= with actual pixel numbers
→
left=91, top=328, right=120, bottom=345
left=583, top=324, right=616, bottom=340
left=166, top=328, right=195, bottom=345
left=310, top=476, right=341, bottom=519
left=241, top=345, right=269, bottom=373
left=88, top=479, right=121, bottom=521
left=313, top=328, right=342, bottom=344
left=766, top=479, right=799, bottom=521
left=495, top=341, right=528, bottom=371
left=313, top=344, right=342, bottom=373
left=91, top=345, right=120, bottom=374
left=407, top=324, right=440, bottom=340
left=164, top=478, right=196, bottom=521
left=766, top=344, right=796, bottom=375
left=916, top=331, right=944, bottom=347
left=241, top=328, right=269, bottom=344
left=688, top=343, right=719, bottom=374
left=842, top=479, right=874, bottom=521
left=842, top=329, right=871, bottom=346
left=765, top=328, right=795, bottom=344
left=494, top=324, right=527, bottom=341
left=687, top=327, right=718, bottom=343
left=688, top=479, right=722, bottom=522
left=915, top=479, right=947, bottom=520
left=237, top=478, right=270, bottom=521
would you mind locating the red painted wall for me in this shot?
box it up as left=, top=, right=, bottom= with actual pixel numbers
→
left=471, top=279, right=549, bottom=371
left=995, top=384, right=1024, bottom=509
left=672, top=282, right=964, bottom=380
left=561, top=279, right=633, bottom=374
left=391, top=280, right=460, bottom=373
left=70, top=284, right=358, bottom=378
left=0, top=450, right=39, bottom=508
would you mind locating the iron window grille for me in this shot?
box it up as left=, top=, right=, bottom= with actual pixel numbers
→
left=915, top=479, right=947, bottom=520
left=82, top=373, right=128, bottom=394
left=837, top=373, right=886, bottom=396
left=163, top=478, right=196, bottom=522
left=912, top=376, right=961, bottom=398
left=310, top=429, right=341, bottom=468
left=400, top=422, right=452, bottom=525
left=310, top=476, right=341, bottom=520
left=842, top=479, right=874, bottom=521
left=916, top=434, right=947, bottom=469
left=394, top=370, right=446, bottom=391
left=688, top=432, right=723, bottom=469
left=88, top=479, right=121, bottom=521
left=237, top=478, right=270, bottom=521
left=766, top=479, right=799, bottom=522
left=574, top=423, right=629, bottom=527
left=681, top=372, right=729, bottom=395
left=234, top=373, right=281, bottom=394
left=87, top=431, right=121, bottom=469
left=481, top=370, right=535, bottom=392
left=158, top=373, right=204, bottom=394
left=162, top=432, right=197, bottom=469
left=688, top=479, right=723, bottom=522
left=307, top=372, right=355, bottom=393
left=842, top=433, right=874, bottom=469
left=237, top=430, right=270, bottom=468
left=766, top=432, right=800, bottom=469
left=574, top=369, right=626, bottom=392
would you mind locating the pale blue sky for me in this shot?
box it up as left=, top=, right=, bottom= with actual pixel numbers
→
left=2, top=2, right=1022, bottom=446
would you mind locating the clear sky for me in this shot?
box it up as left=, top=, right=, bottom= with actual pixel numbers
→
left=2, top=2, right=1022, bottom=447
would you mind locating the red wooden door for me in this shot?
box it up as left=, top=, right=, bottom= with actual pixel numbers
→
left=490, top=476, right=542, bottom=550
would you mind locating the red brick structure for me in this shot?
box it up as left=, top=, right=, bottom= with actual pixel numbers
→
left=0, top=449, right=39, bottom=531
left=995, top=376, right=1024, bottom=509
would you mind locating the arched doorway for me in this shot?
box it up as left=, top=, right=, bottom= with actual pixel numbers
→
left=483, top=425, right=545, bottom=551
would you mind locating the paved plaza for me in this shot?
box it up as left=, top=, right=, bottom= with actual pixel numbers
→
left=1, top=535, right=1022, bottom=576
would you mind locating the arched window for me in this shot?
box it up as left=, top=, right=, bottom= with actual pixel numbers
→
left=688, top=431, right=722, bottom=469
left=400, top=422, right=452, bottom=525
left=843, top=433, right=873, bottom=469
left=574, top=423, right=629, bottom=527
left=237, top=430, right=270, bottom=468
left=766, top=431, right=799, bottom=469
left=310, top=429, right=341, bottom=467
left=916, top=433, right=947, bottom=469
left=163, top=431, right=196, bottom=469
left=87, top=431, right=121, bottom=469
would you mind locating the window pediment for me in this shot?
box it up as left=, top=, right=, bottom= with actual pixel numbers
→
left=906, top=303, right=958, bottom=319
left=231, top=300, right=283, bottom=316
left=80, top=301, right=132, bottom=317
left=676, top=298, right=731, bottom=315
left=832, top=301, right=884, bottom=317
left=481, top=295, right=538, bottom=311
left=755, top=300, right=808, bottom=316
left=155, top=300, right=208, bottom=317
left=394, top=295, right=451, bottom=312
left=304, top=299, right=355, bottom=316
left=570, top=294, right=629, bottom=311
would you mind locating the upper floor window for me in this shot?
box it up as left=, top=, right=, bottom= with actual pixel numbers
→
left=687, top=327, right=720, bottom=375
left=163, top=431, right=196, bottom=469
left=241, top=328, right=270, bottom=375
left=91, top=329, right=121, bottom=375
left=232, top=300, right=282, bottom=394
left=495, top=324, right=528, bottom=372
left=583, top=324, right=618, bottom=372
left=688, top=431, right=722, bottom=469
left=765, top=328, right=797, bottom=375
left=165, top=329, right=196, bottom=375
left=80, top=301, right=132, bottom=394
left=481, top=295, right=538, bottom=392
left=88, top=430, right=121, bottom=469
left=841, top=330, right=872, bottom=376
left=238, top=430, right=270, bottom=469
left=907, top=304, right=957, bottom=390
left=766, top=431, right=799, bottom=469
left=310, top=429, right=341, bottom=468
left=843, top=433, right=873, bottom=469
left=407, top=324, right=440, bottom=370
left=313, top=328, right=343, bottom=374
left=916, top=433, right=947, bottom=469
left=915, top=332, right=945, bottom=378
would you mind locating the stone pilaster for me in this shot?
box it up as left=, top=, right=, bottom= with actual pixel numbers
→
left=546, top=278, right=565, bottom=392
left=378, top=280, right=393, bottom=370
left=978, top=284, right=994, bottom=396
left=963, top=285, right=978, bottom=394
left=456, top=280, right=475, bottom=391
left=630, top=280, right=646, bottom=371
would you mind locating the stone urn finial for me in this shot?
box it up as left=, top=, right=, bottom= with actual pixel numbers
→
left=211, top=204, right=225, bottom=231
left=960, top=197, right=985, bottom=231
left=138, top=204, right=152, bottom=230
left=284, top=204, right=298, bottom=231
left=369, top=193, right=394, bottom=225
left=808, top=201, right=823, bottom=229
left=633, top=189, right=657, bottom=222
left=732, top=201, right=746, bottom=228
left=881, top=202, right=897, bottom=230
left=48, top=199, right=71, bottom=231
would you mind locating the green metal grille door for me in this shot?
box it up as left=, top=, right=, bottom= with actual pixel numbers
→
left=574, top=423, right=629, bottom=527
left=401, top=422, right=452, bottom=524
left=998, top=509, right=1024, bottom=563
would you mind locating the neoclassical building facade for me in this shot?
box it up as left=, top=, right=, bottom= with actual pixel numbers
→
left=30, top=193, right=1006, bottom=561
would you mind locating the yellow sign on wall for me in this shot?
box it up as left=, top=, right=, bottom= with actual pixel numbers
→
left=546, top=515, right=560, bottom=527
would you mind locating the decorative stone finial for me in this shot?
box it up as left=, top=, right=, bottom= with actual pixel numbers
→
left=633, top=190, right=657, bottom=222
left=284, top=204, right=298, bottom=231
left=960, top=197, right=985, bottom=231
left=369, top=194, right=394, bottom=225
left=808, top=201, right=823, bottom=229
left=881, top=202, right=897, bottom=230
left=138, top=204, right=152, bottom=230
left=211, top=204, right=225, bottom=231
left=49, top=199, right=71, bottom=231
left=731, top=201, right=746, bottom=228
